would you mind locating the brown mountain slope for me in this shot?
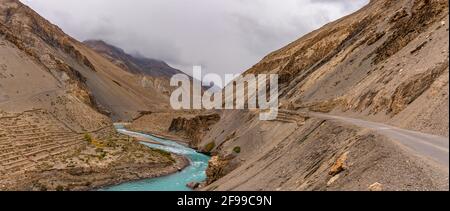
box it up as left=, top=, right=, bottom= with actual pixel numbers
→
left=187, top=0, right=448, bottom=190
left=83, top=40, right=183, bottom=78
left=0, top=0, right=185, bottom=190
left=1, top=0, right=171, bottom=121
left=246, top=0, right=449, bottom=137
left=83, top=40, right=186, bottom=97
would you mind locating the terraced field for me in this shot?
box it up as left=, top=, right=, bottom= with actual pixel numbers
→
left=0, top=110, right=86, bottom=177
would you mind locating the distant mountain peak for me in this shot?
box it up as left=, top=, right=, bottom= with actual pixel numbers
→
left=83, top=39, right=184, bottom=78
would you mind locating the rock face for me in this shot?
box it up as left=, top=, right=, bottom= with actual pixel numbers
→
left=206, top=155, right=234, bottom=185
left=242, top=0, right=449, bottom=137
left=329, top=152, right=349, bottom=176
left=369, top=182, right=384, bottom=191
left=389, top=61, right=448, bottom=115
left=186, top=182, right=201, bottom=190
left=199, top=0, right=449, bottom=191
left=169, top=113, right=221, bottom=148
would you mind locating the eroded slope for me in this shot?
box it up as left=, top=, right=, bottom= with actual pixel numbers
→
left=0, top=0, right=184, bottom=190
left=196, top=0, right=449, bottom=191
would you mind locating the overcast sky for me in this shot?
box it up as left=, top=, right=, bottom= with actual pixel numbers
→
left=20, top=0, right=368, bottom=77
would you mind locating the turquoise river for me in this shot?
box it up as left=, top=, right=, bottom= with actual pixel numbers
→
left=100, top=124, right=210, bottom=191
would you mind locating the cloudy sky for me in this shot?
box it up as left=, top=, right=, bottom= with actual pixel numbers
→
left=20, top=0, right=368, bottom=77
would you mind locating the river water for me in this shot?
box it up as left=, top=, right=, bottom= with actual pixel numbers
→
left=100, top=124, right=210, bottom=191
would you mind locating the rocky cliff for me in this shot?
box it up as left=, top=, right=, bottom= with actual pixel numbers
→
left=248, top=0, right=449, bottom=136
left=198, top=0, right=449, bottom=191
left=169, top=113, right=221, bottom=149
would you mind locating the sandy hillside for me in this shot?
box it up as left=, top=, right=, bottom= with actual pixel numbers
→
left=0, top=0, right=185, bottom=191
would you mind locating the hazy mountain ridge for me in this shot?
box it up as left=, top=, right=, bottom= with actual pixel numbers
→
left=83, top=40, right=183, bottom=78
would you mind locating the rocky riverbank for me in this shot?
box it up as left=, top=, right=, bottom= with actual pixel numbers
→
left=0, top=126, right=190, bottom=191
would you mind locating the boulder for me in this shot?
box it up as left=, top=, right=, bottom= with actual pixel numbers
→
left=205, top=155, right=232, bottom=185
left=327, top=174, right=341, bottom=186
left=329, top=152, right=349, bottom=176
left=186, top=182, right=201, bottom=190
left=369, top=182, right=383, bottom=191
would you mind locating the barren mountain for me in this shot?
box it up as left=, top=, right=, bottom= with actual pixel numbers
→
left=1, top=0, right=448, bottom=191
left=83, top=40, right=183, bottom=78
left=139, top=0, right=449, bottom=191
left=84, top=40, right=188, bottom=97
left=0, top=0, right=185, bottom=190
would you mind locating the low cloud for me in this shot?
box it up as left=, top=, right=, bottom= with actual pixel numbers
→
left=20, top=0, right=368, bottom=76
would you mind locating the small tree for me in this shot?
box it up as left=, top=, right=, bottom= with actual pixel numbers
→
left=56, top=185, right=64, bottom=191
left=233, top=146, right=241, bottom=154
left=204, top=141, right=216, bottom=153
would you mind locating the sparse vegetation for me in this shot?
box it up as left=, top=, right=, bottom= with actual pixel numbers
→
left=84, top=133, right=107, bottom=149
left=56, top=185, right=64, bottom=191
left=233, top=146, right=241, bottom=154
left=83, top=133, right=93, bottom=143
left=106, top=141, right=117, bottom=148
left=152, top=148, right=170, bottom=157
left=98, top=151, right=107, bottom=160
left=204, top=141, right=216, bottom=153
left=152, top=148, right=175, bottom=162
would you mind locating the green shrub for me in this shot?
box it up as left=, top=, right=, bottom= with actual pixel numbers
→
left=83, top=133, right=93, bottom=143
left=233, top=146, right=241, bottom=154
left=39, top=186, right=48, bottom=191
left=56, top=185, right=64, bottom=191
left=98, top=151, right=107, bottom=160
left=204, top=141, right=216, bottom=153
